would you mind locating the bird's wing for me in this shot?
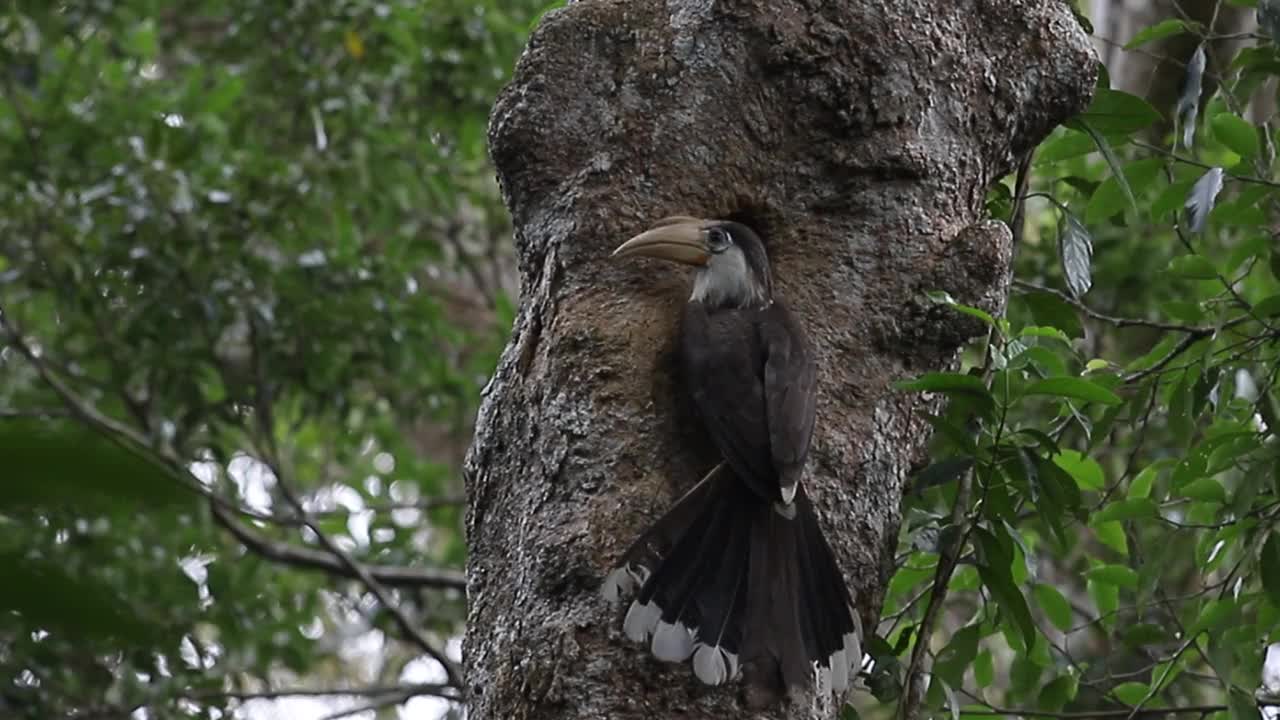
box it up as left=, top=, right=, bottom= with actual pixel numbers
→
left=681, top=304, right=777, bottom=500
left=762, top=302, right=817, bottom=495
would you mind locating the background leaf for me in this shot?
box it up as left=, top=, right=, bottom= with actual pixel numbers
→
left=1058, top=208, right=1095, bottom=298
left=1184, top=166, right=1225, bottom=233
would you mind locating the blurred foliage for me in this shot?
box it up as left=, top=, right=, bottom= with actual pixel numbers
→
left=874, top=7, right=1280, bottom=720
left=0, top=1, right=547, bottom=718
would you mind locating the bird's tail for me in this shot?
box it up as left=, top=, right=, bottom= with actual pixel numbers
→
left=601, top=464, right=862, bottom=698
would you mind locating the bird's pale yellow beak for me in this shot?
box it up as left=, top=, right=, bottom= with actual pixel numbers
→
left=612, top=216, right=712, bottom=266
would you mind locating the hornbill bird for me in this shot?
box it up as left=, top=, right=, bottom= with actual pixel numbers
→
left=602, top=216, right=862, bottom=701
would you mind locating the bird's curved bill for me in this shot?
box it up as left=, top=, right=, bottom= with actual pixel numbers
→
left=612, top=217, right=711, bottom=266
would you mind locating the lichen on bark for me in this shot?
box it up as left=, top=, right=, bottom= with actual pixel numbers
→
left=464, top=1, right=1097, bottom=718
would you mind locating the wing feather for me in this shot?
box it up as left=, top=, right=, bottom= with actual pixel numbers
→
left=762, top=303, right=817, bottom=493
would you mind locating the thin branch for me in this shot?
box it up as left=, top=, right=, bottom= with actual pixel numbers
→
left=0, top=308, right=468, bottom=638
left=0, top=407, right=75, bottom=419
left=1012, top=280, right=1217, bottom=334
left=304, top=496, right=467, bottom=519
left=209, top=503, right=466, bottom=590
left=957, top=701, right=1228, bottom=718
left=124, top=682, right=461, bottom=718
left=1124, top=331, right=1209, bottom=384
left=186, top=683, right=459, bottom=702
left=1132, top=139, right=1280, bottom=189
left=317, top=689, right=436, bottom=720
left=269, top=470, right=464, bottom=687
left=1124, top=632, right=1202, bottom=720
left=244, top=319, right=464, bottom=687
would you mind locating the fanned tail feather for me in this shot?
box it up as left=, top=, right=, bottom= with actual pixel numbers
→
left=602, top=468, right=862, bottom=700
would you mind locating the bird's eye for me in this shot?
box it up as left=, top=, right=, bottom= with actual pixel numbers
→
left=708, top=227, right=734, bottom=252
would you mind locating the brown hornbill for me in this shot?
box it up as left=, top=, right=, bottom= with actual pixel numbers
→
left=602, top=216, right=862, bottom=701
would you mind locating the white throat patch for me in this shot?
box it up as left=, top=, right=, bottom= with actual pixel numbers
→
left=690, top=246, right=765, bottom=307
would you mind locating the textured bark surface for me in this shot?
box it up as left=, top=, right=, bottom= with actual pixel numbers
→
left=463, top=1, right=1096, bottom=718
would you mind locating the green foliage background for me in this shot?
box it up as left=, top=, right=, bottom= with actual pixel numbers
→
left=4, top=1, right=1280, bottom=720
left=0, top=1, right=544, bottom=717
left=874, top=5, right=1280, bottom=719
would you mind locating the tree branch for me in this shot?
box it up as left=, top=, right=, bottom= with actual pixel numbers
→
left=209, top=502, right=465, bottom=590
left=1012, top=280, right=1217, bottom=334
left=186, top=682, right=459, bottom=703
left=244, top=316, right=464, bottom=688
left=958, top=701, right=1228, bottom=718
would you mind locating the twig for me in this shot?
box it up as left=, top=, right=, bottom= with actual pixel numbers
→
left=957, top=701, right=1228, bottom=718
left=186, top=683, right=458, bottom=703
left=209, top=503, right=465, bottom=590
left=0, top=407, right=75, bottom=419
left=1123, top=331, right=1209, bottom=384
left=2, top=309, right=467, bottom=683
left=317, top=688, right=433, bottom=720
left=1132, top=140, right=1280, bottom=189
left=126, top=682, right=460, bottom=718
left=244, top=319, right=464, bottom=687
left=899, top=465, right=973, bottom=720
left=1012, top=280, right=1217, bottom=334
left=304, top=496, right=467, bottom=519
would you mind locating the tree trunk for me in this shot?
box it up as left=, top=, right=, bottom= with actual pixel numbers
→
left=463, top=1, right=1096, bottom=718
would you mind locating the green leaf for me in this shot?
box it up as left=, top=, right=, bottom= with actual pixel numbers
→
left=1210, top=113, right=1260, bottom=158
left=1018, top=291, right=1085, bottom=338
left=933, top=624, right=981, bottom=687
left=0, top=551, right=164, bottom=647
left=912, top=457, right=975, bottom=492
left=1085, top=157, right=1163, bottom=222
left=1229, top=688, right=1260, bottom=720
left=1053, top=449, right=1106, bottom=491
left=895, top=372, right=989, bottom=396
left=123, top=19, right=159, bottom=60
left=1019, top=325, right=1072, bottom=343
left=975, top=528, right=1037, bottom=651
left=0, top=420, right=190, bottom=513
left=974, top=649, right=994, bottom=688
left=1179, top=477, right=1226, bottom=504
left=1128, top=464, right=1159, bottom=499
left=1153, top=178, right=1197, bottom=218
left=1070, top=89, right=1163, bottom=135
left=1038, top=129, right=1124, bottom=164
left=1058, top=209, right=1094, bottom=297
left=1125, top=18, right=1194, bottom=48
left=1113, top=681, right=1149, bottom=705
left=1035, top=454, right=1084, bottom=543
left=925, top=291, right=996, bottom=326
left=1191, top=598, right=1237, bottom=636
left=1033, top=583, right=1073, bottom=631
left=1086, top=563, right=1139, bottom=589
left=1089, top=578, right=1119, bottom=618
left=1094, top=498, right=1159, bottom=523
left=1078, top=123, right=1137, bottom=217
left=1093, top=520, right=1129, bottom=556
left=1123, top=623, right=1169, bottom=648
left=1253, top=293, right=1280, bottom=318
left=1166, top=255, right=1218, bottom=279
left=1025, top=377, right=1123, bottom=406
left=1262, top=533, right=1280, bottom=608
left=1038, top=673, right=1079, bottom=711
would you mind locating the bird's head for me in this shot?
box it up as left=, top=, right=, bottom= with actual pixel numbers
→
left=612, top=216, right=773, bottom=309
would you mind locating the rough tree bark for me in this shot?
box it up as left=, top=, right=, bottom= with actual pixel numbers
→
left=463, top=1, right=1095, bottom=718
